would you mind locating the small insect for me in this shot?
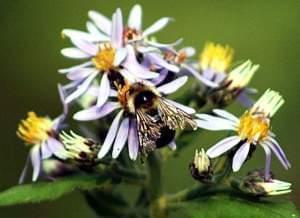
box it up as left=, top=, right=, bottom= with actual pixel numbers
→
left=121, top=82, right=197, bottom=155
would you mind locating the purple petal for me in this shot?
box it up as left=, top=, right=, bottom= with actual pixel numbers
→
left=62, top=29, right=99, bottom=42
left=143, top=17, right=173, bottom=37
left=46, top=137, right=68, bottom=160
left=66, top=68, right=94, bottom=81
left=65, top=70, right=98, bottom=104
left=146, top=53, right=179, bottom=72
left=183, top=64, right=218, bottom=88
left=123, top=45, right=159, bottom=79
left=98, top=110, right=124, bottom=158
left=74, top=102, right=120, bottom=121
left=237, top=91, right=254, bottom=108
left=111, top=8, right=123, bottom=48
left=165, top=99, right=195, bottom=114
left=96, top=74, right=110, bottom=107
left=61, top=48, right=91, bottom=59
left=58, top=83, right=68, bottom=115
left=18, top=155, right=30, bottom=184
left=112, top=117, right=129, bottom=159
left=232, top=142, right=250, bottom=172
left=262, top=144, right=272, bottom=181
left=41, top=141, right=52, bottom=159
left=265, top=137, right=291, bottom=169
left=157, top=76, right=188, bottom=95
left=30, top=145, right=41, bottom=182
left=128, top=119, right=139, bottom=160
left=206, top=136, right=241, bottom=158
left=128, top=4, right=142, bottom=30
left=88, top=10, right=112, bottom=35
left=152, top=69, right=169, bottom=85
left=70, top=38, right=98, bottom=56
left=86, top=21, right=110, bottom=41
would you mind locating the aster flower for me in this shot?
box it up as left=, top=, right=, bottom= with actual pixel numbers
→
left=73, top=77, right=197, bottom=160
left=60, top=8, right=158, bottom=107
left=16, top=85, right=68, bottom=183
left=196, top=89, right=291, bottom=180
left=209, top=60, right=259, bottom=107
left=86, top=4, right=175, bottom=48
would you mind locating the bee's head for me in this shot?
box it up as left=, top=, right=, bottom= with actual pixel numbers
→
left=117, top=82, right=160, bottom=113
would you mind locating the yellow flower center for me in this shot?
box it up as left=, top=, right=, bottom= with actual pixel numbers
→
left=17, top=112, right=53, bottom=145
left=93, top=43, right=116, bottom=71
left=199, top=42, right=234, bottom=73
left=237, top=112, right=270, bottom=143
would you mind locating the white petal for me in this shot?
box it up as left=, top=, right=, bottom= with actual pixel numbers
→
left=41, top=141, right=52, bottom=159
left=88, top=10, right=112, bottom=34
left=61, top=48, right=91, bottom=59
left=112, top=118, right=129, bottom=159
left=58, top=61, right=92, bottom=74
left=19, top=155, right=30, bottom=184
left=114, top=48, right=127, bottom=66
left=86, top=21, right=110, bottom=41
left=70, top=38, right=98, bottom=56
left=206, top=136, right=241, bottom=158
left=158, top=76, right=188, bottom=95
left=96, top=74, right=110, bottom=107
left=111, top=8, right=123, bottom=48
left=213, top=109, right=239, bottom=123
left=232, top=142, right=250, bottom=172
left=98, top=110, right=124, bottom=158
left=180, top=47, right=195, bottom=57
left=165, top=99, right=196, bottom=114
left=128, top=4, right=142, bottom=30
left=66, top=68, right=94, bottom=81
left=65, top=71, right=98, bottom=104
left=62, top=29, right=98, bottom=42
left=143, top=17, right=173, bottom=37
left=74, top=102, right=120, bottom=121
left=30, top=145, right=41, bottom=182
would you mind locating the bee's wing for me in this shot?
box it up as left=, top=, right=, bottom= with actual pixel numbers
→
left=135, top=109, right=162, bottom=155
left=157, top=98, right=197, bottom=130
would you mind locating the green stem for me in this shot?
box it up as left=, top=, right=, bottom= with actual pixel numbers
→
left=147, top=151, right=167, bottom=218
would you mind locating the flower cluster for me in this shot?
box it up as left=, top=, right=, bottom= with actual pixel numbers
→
left=16, top=4, right=290, bottom=195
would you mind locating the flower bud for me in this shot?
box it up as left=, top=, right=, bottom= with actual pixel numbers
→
left=190, top=148, right=213, bottom=183
left=231, top=169, right=292, bottom=196
left=60, top=131, right=101, bottom=167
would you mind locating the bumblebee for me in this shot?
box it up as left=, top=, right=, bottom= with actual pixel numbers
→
left=118, top=82, right=197, bottom=155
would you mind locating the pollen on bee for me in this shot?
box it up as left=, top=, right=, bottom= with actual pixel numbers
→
left=17, top=112, right=53, bottom=145
left=237, top=111, right=270, bottom=143
left=93, top=43, right=116, bottom=71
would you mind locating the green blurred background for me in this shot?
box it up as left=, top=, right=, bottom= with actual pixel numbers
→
left=0, top=0, right=299, bottom=216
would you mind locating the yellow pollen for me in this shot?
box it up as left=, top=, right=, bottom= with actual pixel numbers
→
left=93, top=43, right=116, bottom=71
left=17, top=112, right=53, bottom=145
left=199, top=42, right=234, bottom=72
left=237, top=112, right=270, bottom=143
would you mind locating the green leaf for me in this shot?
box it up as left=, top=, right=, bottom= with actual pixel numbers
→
left=169, top=194, right=299, bottom=218
left=0, top=174, right=108, bottom=206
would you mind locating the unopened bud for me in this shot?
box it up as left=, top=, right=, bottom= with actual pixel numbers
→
left=231, top=169, right=292, bottom=196
left=190, top=148, right=213, bottom=183
left=60, top=131, right=101, bottom=166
